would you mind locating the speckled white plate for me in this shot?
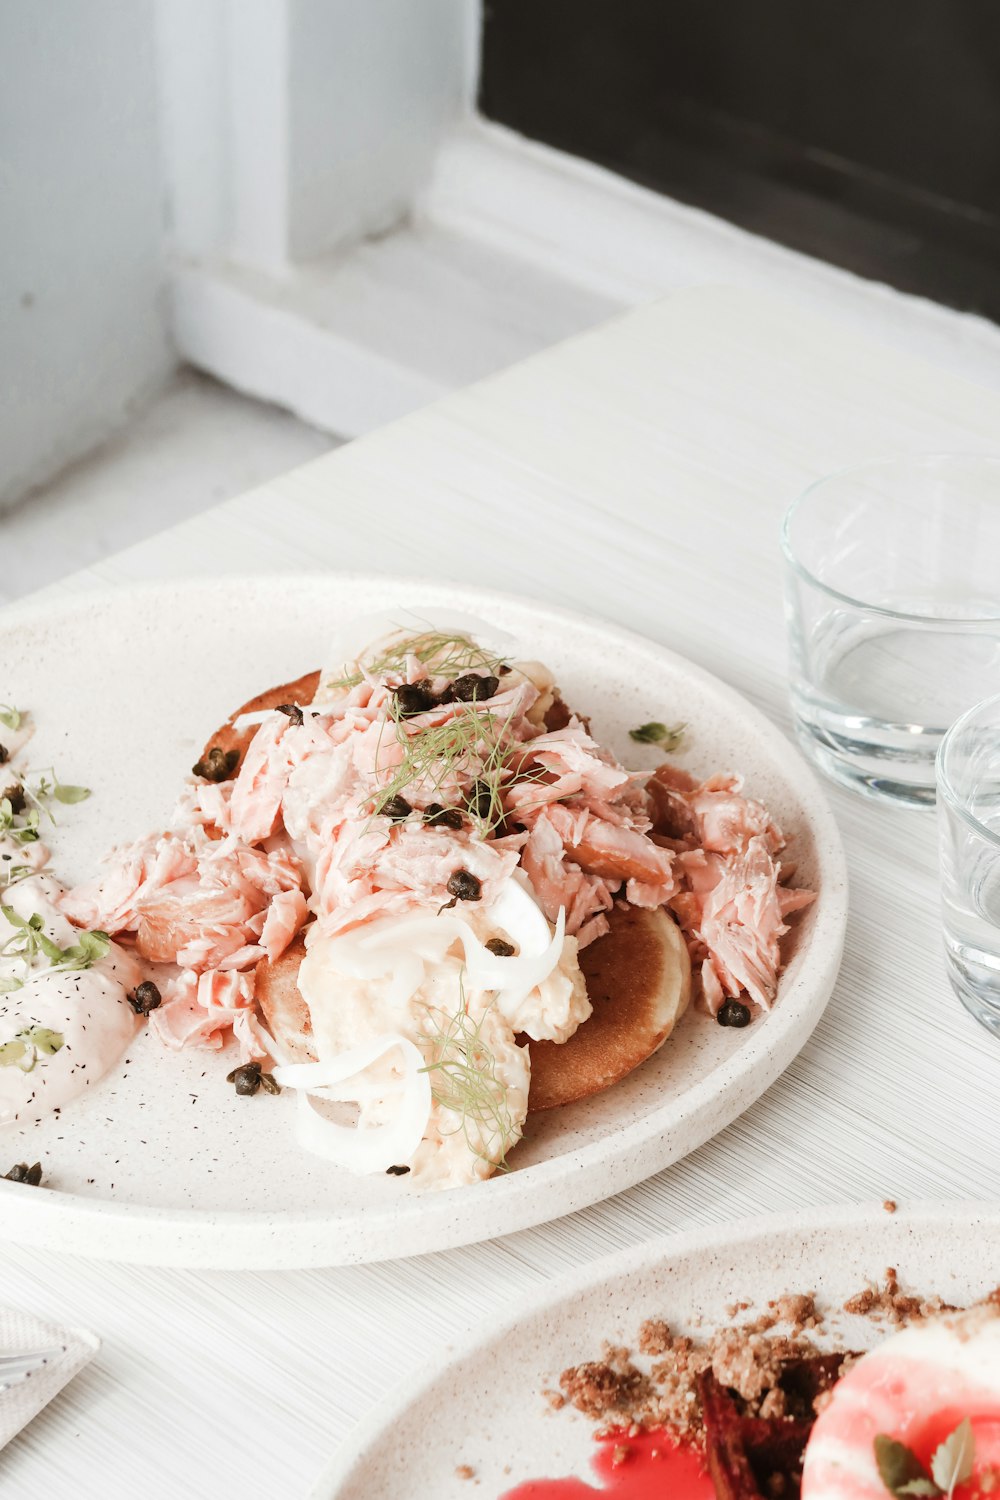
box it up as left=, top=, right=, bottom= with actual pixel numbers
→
left=0, top=576, right=846, bottom=1268
left=314, top=1201, right=1000, bottom=1498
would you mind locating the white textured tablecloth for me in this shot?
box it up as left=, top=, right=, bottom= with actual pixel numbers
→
left=3, top=287, right=1000, bottom=1498
left=0, top=1310, right=97, bottom=1453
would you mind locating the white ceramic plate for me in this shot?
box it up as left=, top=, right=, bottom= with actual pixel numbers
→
left=0, top=576, right=846, bottom=1267
left=315, top=1201, right=1000, bottom=1498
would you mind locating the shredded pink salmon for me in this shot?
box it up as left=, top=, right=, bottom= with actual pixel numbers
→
left=63, top=643, right=813, bottom=1054
left=648, top=765, right=815, bottom=1012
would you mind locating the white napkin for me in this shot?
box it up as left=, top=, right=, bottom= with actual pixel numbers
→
left=0, top=1308, right=98, bottom=1450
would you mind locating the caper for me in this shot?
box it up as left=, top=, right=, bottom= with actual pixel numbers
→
left=381, top=795, right=413, bottom=822
left=226, top=1063, right=262, bottom=1096
left=4, top=1162, right=42, bottom=1186
left=393, top=682, right=435, bottom=718
left=385, top=1164, right=410, bottom=1176
left=2, top=784, right=25, bottom=814
left=452, top=673, right=499, bottom=702
left=485, top=938, right=516, bottom=957
left=276, top=703, right=304, bottom=726
left=467, top=780, right=493, bottom=819
left=128, top=981, right=162, bottom=1016
left=192, top=746, right=240, bottom=783
left=717, top=999, right=752, bottom=1028
left=226, top=1062, right=280, bottom=1096
left=424, top=803, right=464, bottom=829
left=447, top=869, right=482, bottom=902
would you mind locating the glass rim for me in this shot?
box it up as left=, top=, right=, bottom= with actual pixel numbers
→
left=937, top=690, right=1000, bottom=854
left=781, top=451, right=1000, bottom=627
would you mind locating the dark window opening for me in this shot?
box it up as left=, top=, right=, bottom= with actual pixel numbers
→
left=480, top=0, right=1000, bottom=322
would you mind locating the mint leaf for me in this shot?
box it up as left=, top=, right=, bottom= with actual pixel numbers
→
left=931, top=1419, right=975, bottom=1499
left=875, top=1436, right=938, bottom=1500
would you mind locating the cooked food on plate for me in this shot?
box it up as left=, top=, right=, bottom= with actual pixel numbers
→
left=0, top=618, right=813, bottom=1188
left=507, top=1275, right=1000, bottom=1499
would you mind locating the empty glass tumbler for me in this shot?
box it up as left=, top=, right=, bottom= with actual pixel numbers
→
left=938, top=694, right=1000, bottom=1037
left=782, top=454, right=1000, bottom=807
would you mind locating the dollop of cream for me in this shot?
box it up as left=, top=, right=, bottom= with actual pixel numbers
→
left=0, top=875, right=140, bottom=1126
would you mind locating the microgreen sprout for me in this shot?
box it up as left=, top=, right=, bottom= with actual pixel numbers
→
left=0, top=905, right=110, bottom=980
left=419, top=981, right=516, bottom=1170
left=0, top=801, right=40, bottom=845
left=22, top=768, right=91, bottom=825
left=0, top=907, right=65, bottom=966
left=0, top=707, right=22, bottom=733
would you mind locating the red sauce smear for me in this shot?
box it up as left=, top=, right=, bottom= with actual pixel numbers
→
left=501, top=1428, right=713, bottom=1499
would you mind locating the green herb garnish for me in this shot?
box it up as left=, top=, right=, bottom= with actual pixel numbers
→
left=875, top=1420, right=975, bottom=1500
left=0, top=907, right=66, bottom=965
left=23, top=768, right=91, bottom=823
left=369, top=697, right=543, bottom=839
left=419, top=982, right=515, bottom=1170
left=325, top=630, right=506, bottom=695
left=0, top=801, right=40, bottom=845
left=0, top=906, right=110, bottom=975
left=0, top=707, right=22, bottom=732
left=58, top=929, right=111, bottom=969
left=629, top=720, right=686, bottom=750
left=0, top=1025, right=65, bottom=1073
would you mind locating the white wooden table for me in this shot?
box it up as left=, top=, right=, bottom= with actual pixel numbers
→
left=5, top=286, right=1000, bottom=1499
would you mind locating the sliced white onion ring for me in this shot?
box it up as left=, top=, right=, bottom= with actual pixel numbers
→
left=318, top=880, right=565, bottom=1020
left=272, top=1033, right=431, bottom=1175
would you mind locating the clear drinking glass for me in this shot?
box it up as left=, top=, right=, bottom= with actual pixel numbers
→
left=938, top=694, right=1000, bottom=1037
left=782, top=454, right=1000, bottom=807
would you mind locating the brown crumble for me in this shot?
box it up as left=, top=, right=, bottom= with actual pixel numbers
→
left=455, top=1464, right=475, bottom=1481
left=554, top=1272, right=962, bottom=1442
left=842, top=1267, right=956, bottom=1327
left=611, top=1445, right=631, bottom=1468
left=883, top=1199, right=897, bottom=1213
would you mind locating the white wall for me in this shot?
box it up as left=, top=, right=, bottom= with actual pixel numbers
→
left=0, top=1, right=174, bottom=511
left=155, top=0, right=480, bottom=274
left=285, top=0, right=476, bottom=261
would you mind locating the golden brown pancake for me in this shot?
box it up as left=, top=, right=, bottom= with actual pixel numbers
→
left=255, top=904, right=691, bottom=1112
left=526, top=903, right=690, bottom=1111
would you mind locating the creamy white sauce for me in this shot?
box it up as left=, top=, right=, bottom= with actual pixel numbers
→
left=0, top=875, right=140, bottom=1126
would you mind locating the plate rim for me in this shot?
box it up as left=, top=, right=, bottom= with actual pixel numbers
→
left=0, top=573, right=849, bottom=1266
left=309, top=1198, right=1000, bottom=1498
